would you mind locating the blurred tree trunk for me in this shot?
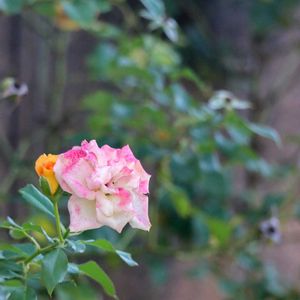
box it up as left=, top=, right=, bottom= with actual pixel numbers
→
left=6, top=15, right=22, bottom=218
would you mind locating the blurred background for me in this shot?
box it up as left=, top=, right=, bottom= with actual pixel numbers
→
left=1, top=0, right=300, bottom=299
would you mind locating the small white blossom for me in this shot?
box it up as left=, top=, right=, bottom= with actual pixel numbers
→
left=208, top=90, right=251, bottom=111
left=260, top=217, right=281, bottom=244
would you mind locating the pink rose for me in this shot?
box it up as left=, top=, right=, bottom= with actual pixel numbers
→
left=54, top=140, right=151, bottom=233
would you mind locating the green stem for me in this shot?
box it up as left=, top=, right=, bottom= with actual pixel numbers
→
left=53, top=198, right=64, bottom=244
left=63, top=228, right=70, bottom=239
left=117, top=229, right=137, bottom=249
left=23, top=231, right=40, bottom=250
left=24, top=243, right=57, bottom=265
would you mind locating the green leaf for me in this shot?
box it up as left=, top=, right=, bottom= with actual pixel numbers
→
left=39, top=176, right=51, bottom=196
left=163, top=18, right=178, bottom=43
left=199, top=213, right=232, bottom=245
left=224, top=111, right=252, bottom=145
left=1, top=219, right=54, bottom=243
left=42, top=249, right=68, bottom=295
left=62, top=0, right=111, bottom=27
left=55, top=281, right=98, bottom=300
left=0, top=244, right=28, bottom=257
left=82, top=91, right=114, bottom=111
left=115, top=251, right=138, bottom=267
left=22, top=222, right=54, bottom=243
left=85, top=239, right=138, bottom=267
left=62, top=0, right=96, bottom=25
left=171, top=83, right=190, bottom=112
left=85, top=239, right=115, bottom=252
left=19, top=184, right=55, bottom=218
left=5, top=217, right=25, bottom=240
left=140, top=0, right=165, bottom=19
left=0, top=279, right=23, bottom=288
left=9, top=228, right=26, bottom=240
left=7, top=216, right=22, bottom=228
left=78, top=261, right=116, bottom=298
left=32, top=1, right=55, bottom=17
left=199, top=154, right=221, bottom=172
left=165, top=183, right=192, bottom=218
left=67, top=263, right=80, bottom=275
left=67, top=239, right=86, bottom=253
left=22, top=222, right=43, bottom=233
left=171, top=68, right=207, bottom=93
left=15, top=243, right=35, bottom=256
left=247, top=123, right=281, bottom=145
left=246, top=158, right=273, bottom=177
left=0, top=260, right=22, bottom=278
left=87, top=44, right=117, bottom=78
left=0, top=220, right=12, bottom=229
left=0, top=0, right=24, bottom=14
left=8, top=286, right=37, bottom=300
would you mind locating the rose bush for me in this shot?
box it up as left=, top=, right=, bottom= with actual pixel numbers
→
left=54, top=140, right=151, bottom=233
left=0, top=140, right=150, bottom=299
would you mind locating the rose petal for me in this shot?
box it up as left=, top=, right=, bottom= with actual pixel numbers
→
left=95, top=192, right=134, bottom=233
left=54, top=150, right=96, bottom=200
left=129, top=194, right=151, bottom=231
left=68, top=195, right=102, bottom=232
left=86, top=166, right=112, bottom=190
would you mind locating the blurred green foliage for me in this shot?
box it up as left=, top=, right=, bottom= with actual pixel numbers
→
left=0, top=0, right=299, bottom=299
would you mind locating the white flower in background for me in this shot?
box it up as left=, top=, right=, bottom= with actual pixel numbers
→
left=208, top=90, right=251, bottom=111
left=260, top=217, right=281, bottom=244
left=1, top=77, right=28, bottom=100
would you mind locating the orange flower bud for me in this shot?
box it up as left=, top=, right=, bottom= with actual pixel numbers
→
left=35, top=154, right=59, bottom=195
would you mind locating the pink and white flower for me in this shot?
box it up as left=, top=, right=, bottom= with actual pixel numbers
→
left=54, top=140, right=151, bottom=233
